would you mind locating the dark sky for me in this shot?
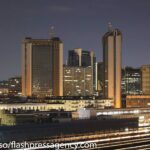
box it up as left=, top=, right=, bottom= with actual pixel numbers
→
left=0, top=0, right=150, bottom=80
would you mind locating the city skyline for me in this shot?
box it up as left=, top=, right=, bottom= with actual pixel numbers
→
left=0, top=0, right=150, bottom=80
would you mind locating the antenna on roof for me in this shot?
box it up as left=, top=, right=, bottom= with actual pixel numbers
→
left=108, top=22, right=113, bottom=32
left=49, top=26, right=55, bottom=38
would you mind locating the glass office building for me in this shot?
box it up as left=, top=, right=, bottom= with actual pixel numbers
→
left=22, top=37, right=63, bottom=97
left=121, top=67, right=142, bottom=95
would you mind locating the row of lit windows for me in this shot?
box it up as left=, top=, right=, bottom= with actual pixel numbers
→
left=97, top=109, right=150, bottom=116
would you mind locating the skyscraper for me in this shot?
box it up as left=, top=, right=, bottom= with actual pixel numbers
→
left=22, top=37, right=63, bottom=97
left=103, top=24, right=122, bottom=108
left=68, top=48, right=96, bottom=91
left=68, top=48, right=95, bottom=67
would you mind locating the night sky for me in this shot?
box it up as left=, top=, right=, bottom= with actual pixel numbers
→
left=0, top=0, right=150, bottom=80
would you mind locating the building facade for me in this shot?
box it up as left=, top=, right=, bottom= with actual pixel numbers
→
left=63, top=66, right=93, bottom=96
left=0, top=98, right=114, bottom=112
left=121, top=67, right=142, bottom=95
left=126, top=95, right=150, bottom=108
left=141, top=65, right=150, bottom=94
left=97, top=62, right=104, bottom=96
left=22, top=37, right=63, bottom=97
left=103, top=25, right=122, bottom=108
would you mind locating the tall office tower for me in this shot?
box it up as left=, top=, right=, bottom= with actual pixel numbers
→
left=141, top=65, right=150, bottom=94
left=22, top=37, right=63, bottom=97
left=121, top=67, right=142, bottom=95
left=63, top=66, right=93, bottom=96
left=103, top=24, right=122, bottom=108
left=68, top=48, right=96, bottom=91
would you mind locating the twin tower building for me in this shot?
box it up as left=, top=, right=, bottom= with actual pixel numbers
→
left=22, top=25, right=122, bottom=108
